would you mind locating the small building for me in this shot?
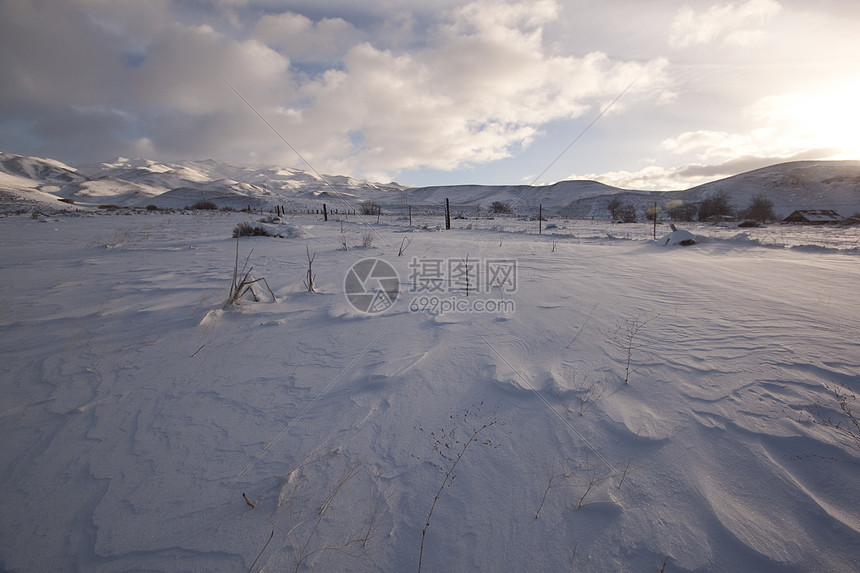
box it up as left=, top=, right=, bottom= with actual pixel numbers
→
left=782, top=210, right=843, bottom=224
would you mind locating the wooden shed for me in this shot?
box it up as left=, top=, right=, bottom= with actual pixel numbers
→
left=782, top=210, right=843, bottom=224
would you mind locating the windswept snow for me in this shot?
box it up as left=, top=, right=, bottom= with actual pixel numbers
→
left=1, top=210, right=858, bottom=572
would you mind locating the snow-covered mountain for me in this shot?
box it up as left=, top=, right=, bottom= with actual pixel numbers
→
left=2, top=152, right=859, bottom=218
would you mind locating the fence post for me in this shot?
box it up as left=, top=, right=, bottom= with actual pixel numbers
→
left=445, top=198, right=451, bottom=230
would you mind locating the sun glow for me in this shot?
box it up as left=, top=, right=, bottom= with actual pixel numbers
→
left=748, top=81, right=860, bottom=160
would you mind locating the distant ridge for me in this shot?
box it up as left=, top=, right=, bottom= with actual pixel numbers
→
left=1, top=152, right=858, bottom=217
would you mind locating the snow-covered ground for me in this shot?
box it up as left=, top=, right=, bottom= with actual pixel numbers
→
left=1, top=211, right=858, bottom=572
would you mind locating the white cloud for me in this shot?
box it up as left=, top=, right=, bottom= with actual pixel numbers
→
left=661, top=129, right=768, bottom=159
left=254, top=12, right=361, bottom=62
left=659, top=80, right=860, bottom=170
left=270, top=0, right=671, bottom=177
left=0, top=0, right=674, bottom=179
left=723, top=29, right=768, bottom=47
left=568, top=165, right=694, bottom=191
left=129, top=23, right=290, bottom=115
left=669, top=0, right=781, bottom=49
left=635, top=82, right=860, bottom=191
left=567, top=150, right=835, bottom=191
left=443, top=0, right=560, bottom=37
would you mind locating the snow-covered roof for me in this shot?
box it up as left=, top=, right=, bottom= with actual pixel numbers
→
left=783, top=209, right=843, bottom=222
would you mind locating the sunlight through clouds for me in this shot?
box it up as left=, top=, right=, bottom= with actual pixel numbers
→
left=0, top=0, right=858, bottom=189
left=669, top=0, right=781, bottom=48
left=745, top=82, right=860, bottom=159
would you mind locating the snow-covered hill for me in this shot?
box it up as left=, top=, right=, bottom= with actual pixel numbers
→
left=677, top=161, right=860, bottom=218
left=2, top=152, right=859, bottom=218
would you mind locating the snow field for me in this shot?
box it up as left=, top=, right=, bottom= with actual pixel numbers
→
left=1, top=211, right=858, bottom=572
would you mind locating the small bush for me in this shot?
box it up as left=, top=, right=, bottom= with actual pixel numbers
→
left=616, top=204, right=637, bottom=223
left=191, top=200, right=218, bottom=210
left=98, top=204, right=122, bottom=210
left=698, top=191, right=734, bottom=221
left=361, top=230, right=375, bottom=248
left=146, top=204, right=159, bottom=211
left=739, top=194, right=775, bottom=222
left=233, top=222, right=274, bottom=238
left=226, top=239, right=275, bottom=304
left=359, top=201, right=381, bottom=216
left=490, top=201, right=513, bottom=215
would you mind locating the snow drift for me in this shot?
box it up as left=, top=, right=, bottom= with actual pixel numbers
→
left=1, top=211, right=858, bottom=572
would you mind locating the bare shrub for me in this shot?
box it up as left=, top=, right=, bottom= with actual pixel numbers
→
left=359, top=201, right=381, bottom=216
left=574, top=451, right=614, bottom=510
left=490, top=201, right=513, bottom=215
left=609, top=312, right=658, bottom=384
left=302, top=246, right=316, bottom=292
left=534, top=449, right=620, bottom=518
left=617, top=203, right=637, bottom=223
left=797, top=382, right=860, bottom=462
left=191, top=200, right=218, bottom=210
left=535, top=455, right=574, bottom=519
left=551, top=369, right=603, bottom=417
left=245, top=447, right=389, bottom=572
left=575, top=373, right=604, bottom=416
left=740, top=194, right=776, bottom=222
left=615, top=455, right=633, bottom=490
left=414, top=403, right=502, bottom=573
left=698, top=191, right=733, bottom=221
left=398, top=236, right=412, bottom=256
left=87, top=228, right=132, bottom=248
left=226, top=239, right=275, bottom=304
left=361, top=231, right=375, bottom=248
left=233, top=222, right=274, bottom=238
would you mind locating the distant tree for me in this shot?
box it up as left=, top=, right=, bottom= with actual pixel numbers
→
left=740, top=194, right=776, bottom=222
left=606, top=197, right=623, bottom=220
left=645, top=204, right=658, bottom=222
left=698, top=191, right=733, bottom=221
left=359, top=201, right=381, bottom=216
left=490, top=201, right=513, bottom=215
left=668, top=202, right=697, bottom=222
left=191, top=200, right=218, bottom=210
left=617, top=203, right=637, bottom=223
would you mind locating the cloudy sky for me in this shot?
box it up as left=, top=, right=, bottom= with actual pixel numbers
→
left=2, top=0, right=859, bottom=189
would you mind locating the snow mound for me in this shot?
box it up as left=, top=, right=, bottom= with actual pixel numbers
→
left=658, top=228, right=697, bottom=246
left=235, top=220, right=305, bottom=238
